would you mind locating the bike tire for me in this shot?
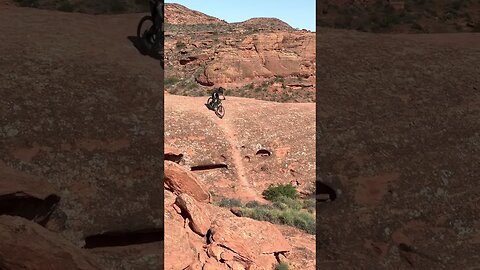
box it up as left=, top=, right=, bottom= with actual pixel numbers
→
left=206, top=97, right=213, bottom=109
left=216, top=105, right=225, bottom=119
left=137, top=16, right=156, bottom=52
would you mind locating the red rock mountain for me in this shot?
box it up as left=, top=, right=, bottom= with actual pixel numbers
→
left=164, top=3, right=316, bottom=103
left=165, top=3, right=227, bottom=25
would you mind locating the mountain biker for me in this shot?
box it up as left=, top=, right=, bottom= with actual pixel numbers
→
left=149, top=0, right=163, bottom=53
left=211, top=87, right=226, bottom=108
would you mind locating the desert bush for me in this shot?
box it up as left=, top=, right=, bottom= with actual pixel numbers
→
left=217, top=198, right=242, bottom=208
left=273, top=196, right=302, bottom=210
left=14, top=0, right=39, bottom=7
left=176, top=42, right=187, bottom=49
left=245, top=200, right=262, bottom=208
left=219, top=195, right=315, bottom=234
left=274, top=76, right=285, bottom=84
left=303, top=198, right=316, bottom=213
left=109, top=0, right=128, bottom=13
left=178, top=79, right=197, bottom=90
left=411, top=22, right=423, bottom=31
left=263, top=184, right=297, bottom=201
left=239, top=207, right=315, bottom=234
left=449, top=0, right=463, bottom=11
left=164, top=77, right=180, bottom=86
left=276, top=262, right=289, bottom=270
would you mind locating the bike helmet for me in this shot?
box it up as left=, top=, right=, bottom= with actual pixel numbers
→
left=218, top=87, right=225, bottom=94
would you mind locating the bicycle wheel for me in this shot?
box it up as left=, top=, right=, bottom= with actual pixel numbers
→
left=216, top=104, right=225, bottom=119
left=206, top=97, right=213, bottom=109
left=137, top=16, right=155, bottom=48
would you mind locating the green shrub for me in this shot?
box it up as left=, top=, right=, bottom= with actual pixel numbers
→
left=217, top=198, right=242, bottom=208
left=411, top=22, right=423, bottom=31
left=274, top=76, right=285, bottom=83
left=164, top=77, right=180, bottom=86
left=262, top=184, right=298, bottom=201
left=234, top=195, right=316, bottom=234
left=176, top=42, right=187, bottom=49
left=58, top=1, right=74, bottom=12
left=179, top=79, right=197, bottom=90
left=239, top=207, right=315, bottom=234
left=276, top=262, right=289, bottom=270
left=107, top=0, right=129, bottom=13
left=272, top=201, right=288, bottom=210
left=303, top=199, right=316, bottom=213
left=245, top=200, right=263, bottom=208
left=449, top=0, right=463, bottom=11
left=14, top=0, right=39, bottom=7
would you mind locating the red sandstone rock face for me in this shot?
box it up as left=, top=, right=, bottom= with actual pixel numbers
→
left=164, top=183, right=310, bottom=269
left=164, top=204, right=197, bottom=270
left=164, top=160, right=211, bottom=202
left=0, top=161, right=59, bottom=226
left=164, top=4, right=316, bottom=103
left=0, top=161, right=56, bottom=199
left=210, top=217, right=292, bottom=269
left=198, top=32, right=315, bottom=86
left=0, top=216, right=107, bottom=270
left=175, top=193, right=211, bottom=236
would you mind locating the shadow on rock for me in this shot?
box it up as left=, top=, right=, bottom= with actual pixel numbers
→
left=316, top=180, right=337, bottom=202
left=127, top=36, right=164, bottom=66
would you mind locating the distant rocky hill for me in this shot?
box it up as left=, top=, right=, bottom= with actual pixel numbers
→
left=165, top=3, right=227, bottom=25
left=165, top=3, right=316, bottom=103
left=235, top=17, right=294, bottom=31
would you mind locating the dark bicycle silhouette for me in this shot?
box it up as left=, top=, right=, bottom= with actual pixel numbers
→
left=206, top=95, right=225, bottom=119
left=136, top=15, right=163, bottom=66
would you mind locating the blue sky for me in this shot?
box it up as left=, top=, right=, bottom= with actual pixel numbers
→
left=165, top=0, right=315, bottom=31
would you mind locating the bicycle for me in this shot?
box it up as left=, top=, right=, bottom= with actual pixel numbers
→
left=206, top=95, right=226, bottom=119
left=136, top=14, right=164, bottom=67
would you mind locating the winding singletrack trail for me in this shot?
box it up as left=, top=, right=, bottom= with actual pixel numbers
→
left=165, top=93, right=268, bottom=203
left=212, top=112, right=268, bottom=203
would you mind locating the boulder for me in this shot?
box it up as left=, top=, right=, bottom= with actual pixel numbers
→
left=0, top=161, right=59, bottom=225
left=164, top=161, right=211, bottom=202
left=0, top=215, right=107, bottom=270
left=164, top=206, right=197, bottom=270
left=175, top=193, right=211, bottom=236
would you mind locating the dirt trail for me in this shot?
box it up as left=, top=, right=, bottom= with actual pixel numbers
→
left=165, top=93, right=268, bottom=203
left=215, top=115, right=268, bottom=203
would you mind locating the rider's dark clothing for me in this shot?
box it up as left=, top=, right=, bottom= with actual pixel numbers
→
left=149, top=0, right=163, bottom=51
left=211, top=88, right=225, bottom=105
left=149, top=0, right=162, bottom=28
